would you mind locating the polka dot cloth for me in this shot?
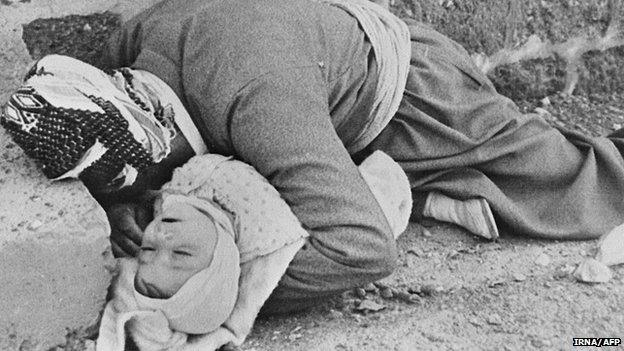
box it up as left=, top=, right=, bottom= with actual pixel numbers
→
left=161, top=154, right=309, bottom=263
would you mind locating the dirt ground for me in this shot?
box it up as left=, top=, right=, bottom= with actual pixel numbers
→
left=17, top=7, right=624, bottom=351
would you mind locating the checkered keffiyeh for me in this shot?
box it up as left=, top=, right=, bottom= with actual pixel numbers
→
left=1, top=55, right=176, bottom=191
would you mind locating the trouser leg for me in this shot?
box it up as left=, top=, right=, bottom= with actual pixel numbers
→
left=263, top=21, right=624, bottom=315
left=366, top=20, right=624, bottom=240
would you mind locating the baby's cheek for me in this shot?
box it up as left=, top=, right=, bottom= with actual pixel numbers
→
left=161, top=231, right=175, bottom=241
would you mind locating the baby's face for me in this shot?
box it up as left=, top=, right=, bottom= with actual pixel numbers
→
left=134, top=201, right=218, bottom=298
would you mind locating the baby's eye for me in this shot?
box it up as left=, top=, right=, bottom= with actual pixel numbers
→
left=173, top=250, right=192, bottom=257
left=141, top=247, right=155, bottom=252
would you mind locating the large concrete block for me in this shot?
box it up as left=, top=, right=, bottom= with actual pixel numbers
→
left=0, top=127, right=114, bottom=350
left=0, top=1, right=162, bottom=349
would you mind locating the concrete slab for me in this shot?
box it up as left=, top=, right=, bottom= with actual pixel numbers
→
left=0, top=129, right=114, bottom=350
left=0, top=1, right=157, bottom=349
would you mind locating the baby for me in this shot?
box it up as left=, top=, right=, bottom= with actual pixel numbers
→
left=97, top=150, right=412, bottom=351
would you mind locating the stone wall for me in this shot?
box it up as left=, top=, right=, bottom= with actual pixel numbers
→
left=391, top=0, right=624, bottom=100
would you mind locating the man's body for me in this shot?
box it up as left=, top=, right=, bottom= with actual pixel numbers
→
left=23, top=0, right=624, bottom=313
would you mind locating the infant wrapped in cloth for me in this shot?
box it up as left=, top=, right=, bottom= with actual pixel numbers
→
left=97, top=151, right=412, bottom=351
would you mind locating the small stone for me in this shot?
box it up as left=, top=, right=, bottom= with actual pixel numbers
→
left=407, top=284, right=421, bottom=294
left=355, top=299, right=386, bottom=312
left=422, top=228, right=433, bottom=237
left=380, top=287, right=393, bottom=299
left=512, top=273, right=527, bottom=282
left=486, top=313, right=502, bottom=325
left=420, top=284, right=439, bottom=296
left=534, top=107, right=551, bottom=116
left=27, top=219, right=43, bottom=231
left=373, top=281, right=390, bottom=289
left=468, top=317, right=482, bottom=327
left=596, top=223, right=624, bottom=266
left=83, top=23, right=92, bottom=31
left=574, top=258, right=612, bottom=283
left=613, top=123, right=622, bottom=130
left=535, top=253, right=551, bottom=266
left=407, top=247, right=421, bottom=256
left=539, top=96, right=551, bottom=106
left=395, top=290, right=421, bottom=304
left=354, top=287, right=367, bottom=299
left=488, top=279, right=506, bottom=288
left=363, top=282, right=378, bottom=293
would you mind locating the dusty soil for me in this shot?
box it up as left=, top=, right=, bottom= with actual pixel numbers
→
left=19, top=8, right=624, bottom=351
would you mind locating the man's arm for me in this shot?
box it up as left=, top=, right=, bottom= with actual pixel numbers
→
left=228, top=67, right=398, bottom=299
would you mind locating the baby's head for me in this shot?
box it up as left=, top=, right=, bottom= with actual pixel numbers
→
left=132, top=194, right=241, bottom=334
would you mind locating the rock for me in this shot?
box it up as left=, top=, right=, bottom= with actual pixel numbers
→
left=488, top=279, right=506, bottom=288
left=27, top=219, right=43, bottom=231
left=595, top=223, right=624, bottom=266
left=535, top=253, right=551, bottom=266
left=420, top=284, right=443, bottom=296
left=354, top=287, right=367, bottom=299
left=540, top=96, right=551, bottom=106
left=355, top=300, right=386, bottom=312
left=534, top=107, right=551, bottom=116
left=512, top=273, right=527, bottom=282
left=380, top=287, right=394, bottom=299
left=486, top=313, right=502, bottom=325
left=468, top=317, right=482, bottom=327
left=407, top=284, right=422, bottom=294
left=394, top=290, right=421, bottom=304
left=406, top=247, right=422, bottom=256
left=362, top=283, right=379, bottom=293
left=574, top=258, right=612, bottom=283
left=0, top=129, right=114, bottom=350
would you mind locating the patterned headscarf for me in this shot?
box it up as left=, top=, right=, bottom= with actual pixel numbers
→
left=1, top=55, right=176, bottom=191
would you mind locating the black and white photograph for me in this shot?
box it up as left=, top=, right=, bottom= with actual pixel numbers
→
left=1, top=0, right=623, bottom=349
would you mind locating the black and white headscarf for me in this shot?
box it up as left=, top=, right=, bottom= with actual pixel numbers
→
left=1, top=55, right=205, bottom=191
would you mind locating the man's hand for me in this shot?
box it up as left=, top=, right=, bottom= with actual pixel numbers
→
left=106, top=199, right=155, bottom=257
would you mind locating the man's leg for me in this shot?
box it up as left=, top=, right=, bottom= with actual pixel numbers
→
left=368, top=20, right=624, bottom=240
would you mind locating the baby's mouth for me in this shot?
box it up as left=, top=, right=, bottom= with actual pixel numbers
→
left=135, top=277, right=168, bottom=299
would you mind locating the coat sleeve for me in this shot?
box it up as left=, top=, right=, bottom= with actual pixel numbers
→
left=228, top=67, right=398, bottom=292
